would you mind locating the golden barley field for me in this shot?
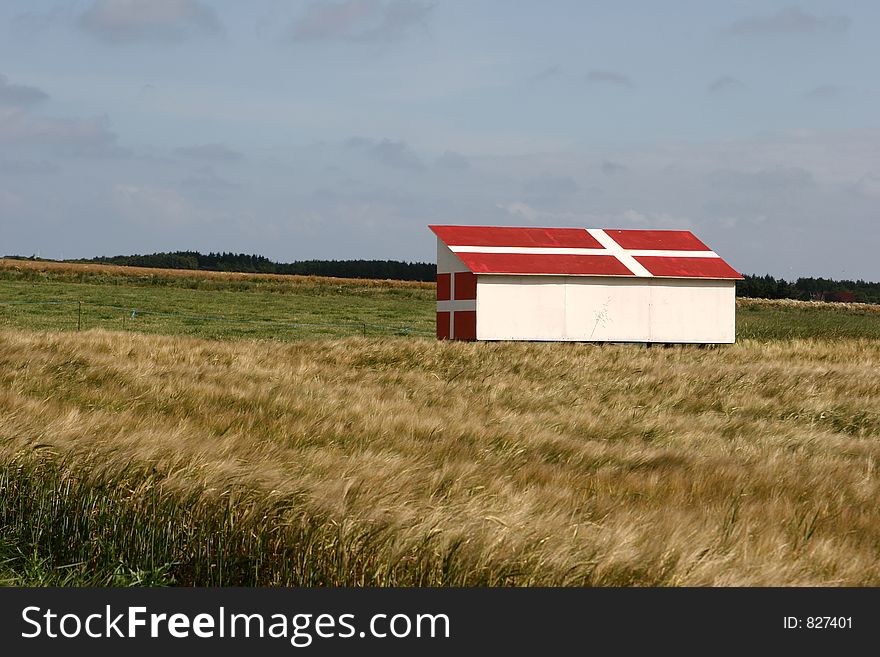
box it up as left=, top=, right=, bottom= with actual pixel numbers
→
left=2, top=322, right=879, bottom=585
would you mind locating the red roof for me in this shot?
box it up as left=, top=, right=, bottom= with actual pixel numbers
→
left=432, top=225, right=603, bottom=249
left=429, top=225, right=743, bottom=280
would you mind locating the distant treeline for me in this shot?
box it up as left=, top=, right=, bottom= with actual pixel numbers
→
left=737, top=274, right=880, bottom=304
left=50, top=252, right=880, bottom=302
left=74, top=251, right=435, bottom=282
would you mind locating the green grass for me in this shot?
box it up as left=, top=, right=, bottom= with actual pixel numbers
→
left=2, top=267, right=879, bottom=343
left=0, top=270, right=435, bottom=341
left=736, top=299, right=880, bottom=341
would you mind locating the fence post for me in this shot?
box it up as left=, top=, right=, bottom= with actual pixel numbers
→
left=362, top=322, right=367, bottom=337
left=77, top=301, right=82, bottom=331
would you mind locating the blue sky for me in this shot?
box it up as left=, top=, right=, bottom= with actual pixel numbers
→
left=1, top=1, right=878, bottom=279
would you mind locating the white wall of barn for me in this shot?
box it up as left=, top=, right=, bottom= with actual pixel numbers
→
left=475, top=275, right=736, bottom=343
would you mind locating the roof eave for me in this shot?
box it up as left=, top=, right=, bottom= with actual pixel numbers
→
left=473, top=272, right=744, bottom=281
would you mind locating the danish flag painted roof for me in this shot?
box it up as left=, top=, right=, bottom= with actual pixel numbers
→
left=429, top=225, right=743, bottom=280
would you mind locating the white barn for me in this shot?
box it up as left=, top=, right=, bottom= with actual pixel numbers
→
left=430, top=225, right=743, bottom=343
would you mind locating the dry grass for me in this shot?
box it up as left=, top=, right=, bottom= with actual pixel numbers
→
left=738, top=296, right=880, bottom=315
left=0, top=258, right=432, bottom=290
left=2, top=328, right=879, bottom=585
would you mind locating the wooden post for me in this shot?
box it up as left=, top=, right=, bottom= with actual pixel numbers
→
left=77, top=301, right=82, bottom=331
left=362, top=322, right=367, bottom=337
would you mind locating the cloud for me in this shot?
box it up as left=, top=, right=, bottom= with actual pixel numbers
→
left=523, top=174, right=579, bottom=197
left=344, top=136, right=373, bottom=149
left=601, top=160, right=627, bottom=176
left=0, top=74, right=50, bottom=108
left=0, top=74, right=125, bottom=157
left=805, top=84, right=843, bottom=100
left=0, top=189, right=24, bottom=213
left=586, top=69, right=633, bottom=87
left=613, top=209, right=693, bottom=229
left=13, top=5, right=78, bottom=32
left=435, top=150, right=469, bottom=170
left=289, top=0, right=432, bottom=43
left=370, top=138, right=425, bottom=170
left=852, top=174, right=880, bottom=199
left=528, top=66, right=561, bottom=84
left=180, top=166, right=240, bottom=191
left=0, top=110, right=127, bottom=157
left=112, top=183, right=205, bottom=227
left=707, top=166, right=815, bottom=192
left=174, top=142, right=243, bottom=161
left=0, top=159, right=60, bottom=175
left=723, top=7, right=850, bottom=37
left=78, top=0, right=222, bottom=43
left=499, top=201, right=581, bottom=225
left=499, top=201, right=546, bottom=224
left=707, top=75, right=744, bottom=94
left=287, top=185, right=436, bottom=258
left=347, top=137, right=425, bottom=171
left=497, top=203, right=686, bottom=230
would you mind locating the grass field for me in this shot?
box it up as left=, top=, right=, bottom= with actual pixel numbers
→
left=0, top=258, right=434, bottom=340
left=3, top=258, right=879, bottom=342
left=1, top=260, right=879, bottom=586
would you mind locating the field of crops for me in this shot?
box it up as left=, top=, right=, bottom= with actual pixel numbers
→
left=1, top=259, right=879, bottom=586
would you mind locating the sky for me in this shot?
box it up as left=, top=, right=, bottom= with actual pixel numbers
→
left=0, top=1, right=878, bottom=280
